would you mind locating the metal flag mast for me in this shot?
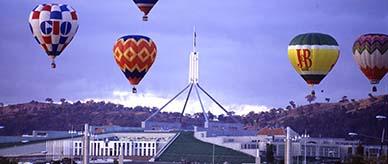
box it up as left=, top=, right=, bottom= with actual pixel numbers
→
left=142, top=27, right=238, bottom=129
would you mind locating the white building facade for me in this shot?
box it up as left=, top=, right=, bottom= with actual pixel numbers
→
left=194, top=127, right=388, bottom=162
left=72, top=140, right=158, bottom=157
left=0, top=131, right=177, bottom=162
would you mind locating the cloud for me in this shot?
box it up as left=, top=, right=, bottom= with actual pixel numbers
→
left=84, top=90, right=270, bottom=116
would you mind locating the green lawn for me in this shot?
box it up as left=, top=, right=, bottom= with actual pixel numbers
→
left=156, top=131, right=255, bottom=164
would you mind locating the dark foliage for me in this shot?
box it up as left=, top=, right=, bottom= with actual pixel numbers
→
left=0, top=95, right=387, bottom=142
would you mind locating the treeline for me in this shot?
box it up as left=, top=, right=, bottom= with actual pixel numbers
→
left=0, top=95, right=387, bottom=142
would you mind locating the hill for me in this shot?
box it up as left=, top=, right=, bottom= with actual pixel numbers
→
left=0, top=95, right=387, bottom=142
left=259, top=94, right=388, bottom=140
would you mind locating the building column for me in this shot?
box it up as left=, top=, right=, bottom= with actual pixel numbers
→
left=129, top=142, right=133, bottom=156
left=82, top=124, right=90, bottom=164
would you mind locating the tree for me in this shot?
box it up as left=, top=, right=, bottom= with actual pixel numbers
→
left=61, top=158, right=76, bottom=164
left=266, top=144, right=275, bottom=164
left=228, top=111, right=235, bottom=115
left=0, top=157, right=17, bottom=164
left=60, top=98, right=66, bottom=104
left=347, top=144, right=364, bottom=164
left=218, top=114, right=225, bottom=121
left=339, top=96, right=349, bottom=103
left=286, top=105, right=292, bottom=110
left=356, top=144, right=364, bottom=156
left=368, top=93, right=377, bottom=101
left=45, top=98, right=53, bottom=104
left=325, top=98, right=330, bottom=103
left=207, top=111, right=215, bottom=120
left=289, top=101, right=296, bottom=109
left=86, top=100, right=95, bottom=104
left=384, top=95, right=388, bottom=105
left=305, top=94, right=316, bottom=104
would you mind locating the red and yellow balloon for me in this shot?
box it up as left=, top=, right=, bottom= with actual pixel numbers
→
left=113, top=35, right=157, bottom=93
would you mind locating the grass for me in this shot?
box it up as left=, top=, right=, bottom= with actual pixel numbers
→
left=156, top=131, right=255, bottom=163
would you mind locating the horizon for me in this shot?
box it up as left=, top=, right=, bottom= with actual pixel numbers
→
left=2, top=92, right=387, bottom=116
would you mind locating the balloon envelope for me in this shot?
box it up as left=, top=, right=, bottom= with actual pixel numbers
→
left=28, top=4, right=79, bottom=67
left=288, top=33, right=340, bottom=86
left=352, top=33, right=388, bottom=85
left=113, top=35, right=157, bottom=89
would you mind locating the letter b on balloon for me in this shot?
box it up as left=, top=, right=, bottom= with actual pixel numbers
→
left=296, top=49, right=312, bottom=71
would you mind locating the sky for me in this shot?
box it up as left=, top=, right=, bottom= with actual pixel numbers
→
left=0, top=0, right=387, bottom=115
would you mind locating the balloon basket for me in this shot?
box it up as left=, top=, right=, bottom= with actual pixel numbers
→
left=132, top=87, right=137, bottom=93
left=142, top=16, right=148, bottom=21
left=372, top=86, right=377, bottom=92
left=51, top=63, right=56, bottom=69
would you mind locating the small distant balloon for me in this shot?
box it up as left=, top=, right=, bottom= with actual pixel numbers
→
left=28, top=4, right=79, bottom=69
left=133, top=0, right=158, bottom=21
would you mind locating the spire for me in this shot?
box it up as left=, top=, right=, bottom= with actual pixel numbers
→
left=193, top=26, right=197, bottom=52
left=189, top=26, right=199, bottom=84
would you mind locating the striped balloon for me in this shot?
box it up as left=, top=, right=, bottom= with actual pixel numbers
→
left=133, top=0, right=158, bottom=21
left=288, top=33, right=340, bottom=95
left=29, top=4, right=79, bottom=68
left=352, top=33, right=388, bottom=92
left=113, top=35, right=157, bottom=93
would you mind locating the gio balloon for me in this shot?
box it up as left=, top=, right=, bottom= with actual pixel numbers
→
left=29, top=4, right=79, bottom=69
left=133, top=0, right=158, bottom=21
left=113, top=35, right=157, bottom=93
left=288, top=33, right=340, bottom=95
left=352, top=34, right=388, bottom=92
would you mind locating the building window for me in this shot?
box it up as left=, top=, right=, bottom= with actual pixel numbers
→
left=114, top=143, right=117, bottom=156
left=97, top=143, right=100, bottom=156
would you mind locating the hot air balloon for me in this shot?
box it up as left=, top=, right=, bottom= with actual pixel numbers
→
left=113, top=35, right=157, bottom=93
left=28, top=4, right=79, bottom=69
left=133, top=0, right=158, bottom=21
left=353, top=33, right=388, bottom=92
left=288, top=33, right=340, bottom=95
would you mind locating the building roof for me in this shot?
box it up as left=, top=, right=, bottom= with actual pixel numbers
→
left=257, top=128, right=285, bottom=136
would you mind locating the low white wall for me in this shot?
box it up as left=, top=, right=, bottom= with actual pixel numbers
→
left=0, top=142, right=46, bottom=156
